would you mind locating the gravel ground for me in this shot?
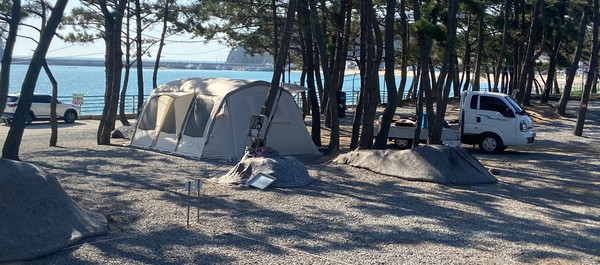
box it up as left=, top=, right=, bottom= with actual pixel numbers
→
left=1, top=100, right=599, bottom=265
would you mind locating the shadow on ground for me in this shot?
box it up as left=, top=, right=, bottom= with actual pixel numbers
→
left=21, top=137, right=600, bottom=264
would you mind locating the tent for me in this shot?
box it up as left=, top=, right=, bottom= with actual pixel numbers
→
left=130, top=78, right=320, bottom=160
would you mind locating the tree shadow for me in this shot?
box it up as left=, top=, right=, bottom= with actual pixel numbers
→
left=15, top=112, right=600, bottom=264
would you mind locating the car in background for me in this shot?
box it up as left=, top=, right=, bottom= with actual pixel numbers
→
left=1, top=94, right=80, bottom=125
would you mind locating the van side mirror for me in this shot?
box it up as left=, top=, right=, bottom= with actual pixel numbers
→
left=502, top=108, right=515, bottom=118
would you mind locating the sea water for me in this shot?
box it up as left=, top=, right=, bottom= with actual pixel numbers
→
left=7, top=64, right=487, bottom=114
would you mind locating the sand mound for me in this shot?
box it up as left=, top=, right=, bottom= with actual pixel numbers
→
left=333, top=145, right=497, bottom=185
left=0, top=159, right=108, bottom=262
left=215, top=147, right=313, bottom=188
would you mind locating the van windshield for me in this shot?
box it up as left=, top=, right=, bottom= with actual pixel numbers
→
left=505, top=96, right=526, bottom=115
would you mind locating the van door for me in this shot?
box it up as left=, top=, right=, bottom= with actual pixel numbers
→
left=462, top=94, right=480, bottom=135
left=475, top=95, right=517, bottom=144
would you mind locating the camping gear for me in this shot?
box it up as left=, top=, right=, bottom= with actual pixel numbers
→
left=130, top=78, right=320, bottom=160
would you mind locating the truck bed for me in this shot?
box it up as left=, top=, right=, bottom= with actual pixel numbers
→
left=374, top=121, right=460, bottom=142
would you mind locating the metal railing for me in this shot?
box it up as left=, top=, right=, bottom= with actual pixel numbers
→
left=58, top=95, right=144, bottom=116
left=58, top=82, right=583, bottom=116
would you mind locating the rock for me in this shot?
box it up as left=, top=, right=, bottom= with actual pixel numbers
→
left=112, top=124, right=135, bottom=139
left=215, top=147, right=313, bottom=188
left=106, top=214, right=116, bottom=222
left=111, top=129, right=124, bottom=138
left=0, top=159, right=108, bottom=262
left=332, top=145, right=497, bottom=185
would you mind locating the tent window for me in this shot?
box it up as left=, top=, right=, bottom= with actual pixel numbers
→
left=138, top=97, right=158, bottom=130
left=160, top=102, right=177, bottom=134
left=184, top=97, right=214, bottom=137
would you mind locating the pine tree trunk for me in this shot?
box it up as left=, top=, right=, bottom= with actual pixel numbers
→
left=153, top=0, right=170, bottom=90
left=540, top=0, right=565, bottom=104
left=492, top=0, right=510, bottom=92
left=44, top=61, right=59, bottom=147
left=412, top=0, right=433, bottom=144
left=299, top=0, right=321, bottom=146
left=2, top=0, right=68, bottom=160
left=261, top=0, right=297, bottom=126
left=397, top=0, right=409, bottom=103
left=309, top=0, right=339, bottom=153
left=120, top=60, right=131, bottom=126
left=558, top=8, right=589, bottom=115
left=374, top=0, right=398, bottom=149
left=0, top=0, right=20, bottom=119
left=430, top=0, right=458, bottom=144
left=97, top=0, right=127, bottom=145
left=120, top=6, right=132, bottom=127
left=575, top=0, right=599, bottom=136
left=135, top=0, right=144, bottom=113
left=331, top=0, right=352, bottom=105
left=358, top=0, right=382, bottom=149
left=515, top=0, right=542, bottom=104
left=462, top=16, right=472, bottom=91
left=473, top=13, right=484, bottom=91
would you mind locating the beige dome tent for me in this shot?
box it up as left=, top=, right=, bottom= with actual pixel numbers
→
left=130, top=78, right=320, bottom=160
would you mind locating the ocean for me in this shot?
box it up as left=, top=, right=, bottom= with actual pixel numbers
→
left=8, top=64, right=485, bottom=115
left=8, top=64, right=308, bottom=97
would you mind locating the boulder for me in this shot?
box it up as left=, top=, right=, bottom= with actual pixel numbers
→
left=112, top=124, right=135, bottom=139
left=215, top=147, right=313, bottom=188
left=0, top=159, right=108, bottom=262
left=333, top=145, right=497, bottom=185
left=111, top=129, right=124, bottom=138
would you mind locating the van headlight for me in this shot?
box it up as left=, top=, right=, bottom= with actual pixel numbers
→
left=520, top=120, right=527, bottom=132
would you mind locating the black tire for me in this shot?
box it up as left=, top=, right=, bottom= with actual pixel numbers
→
left=394, top=138, right=413, bottom=149
left=25, top=112, right=33, bottom=125
left=63, top=110, right=77, bottom=123
left=479, top=133, right=503, bottom=154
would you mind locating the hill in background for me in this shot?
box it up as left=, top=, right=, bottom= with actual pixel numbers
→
left=225, top=47, right=272, bottom=66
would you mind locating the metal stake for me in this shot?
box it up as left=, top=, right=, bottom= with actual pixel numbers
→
left=187, top=181, right=191, bottom=226
left=197, top=180, right=200, bottom=223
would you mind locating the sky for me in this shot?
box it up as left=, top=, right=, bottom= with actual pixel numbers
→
left=13, top=33, right=232, bottom=63
left=11, top=2, right=232, bottom=63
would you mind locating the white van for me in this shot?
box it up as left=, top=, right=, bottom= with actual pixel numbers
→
left=376, top=91, right=535, bottom=153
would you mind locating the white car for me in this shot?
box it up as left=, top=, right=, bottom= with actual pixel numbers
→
left=2, top=94, right=80, bottom=125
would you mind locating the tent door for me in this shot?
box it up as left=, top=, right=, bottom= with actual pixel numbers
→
left=153, top=93, right=195, bottom=152
left=175, top=96, right=216, bottom=157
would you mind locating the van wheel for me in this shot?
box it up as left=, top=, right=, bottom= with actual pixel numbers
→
left=479, top=133, right=503, bottom=154
left=25, top=112, right=33, bottom=125
left=394, top=138, right=412, bottom=149
left=64, top=110, right=77, bottom=123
